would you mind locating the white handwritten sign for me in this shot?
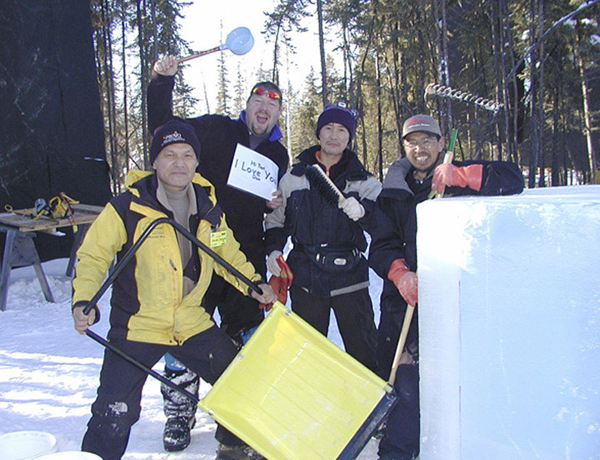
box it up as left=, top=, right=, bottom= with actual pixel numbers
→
left=226, top=144, right=279, bottom=200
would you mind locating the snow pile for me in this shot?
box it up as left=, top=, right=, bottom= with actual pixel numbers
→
left=0, top=259, right=382, bottom=459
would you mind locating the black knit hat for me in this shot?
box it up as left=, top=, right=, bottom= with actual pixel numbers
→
left=149, top=120, right=201, bottom=165
left=315, top=103, right=357, bottom=140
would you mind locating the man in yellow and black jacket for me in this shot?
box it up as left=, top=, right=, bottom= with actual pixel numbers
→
left=72, top=120, right=276, bottom=460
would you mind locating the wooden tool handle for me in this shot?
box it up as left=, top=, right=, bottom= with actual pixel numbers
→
left=177, top=45, right=221, bottom=63
left=388, top=304, right=415, bottom=386
left=435, top=128, right=458, bottom=198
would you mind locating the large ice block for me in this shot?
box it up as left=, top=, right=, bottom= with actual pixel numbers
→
left=417, top=185, right=600, bottom=460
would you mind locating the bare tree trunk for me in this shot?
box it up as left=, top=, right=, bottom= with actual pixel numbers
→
left=150, top=0, right=157, bottom=63
left=341, top=20, right=354, bottom=104
left=136, top=0, right=149, bottom=168
left=433, top=0, right=451, bottom=133
left=356, top=76, right=367, bottom=166
left=564, top=107, right=576, bottom=185
left=498, top=0, right=510, bottom=162
left=121, top=1, right=130, bottom=175
left=202, top=81, right=211, bottom=114
left=316, top=0, right=328, bottom=106
left=413, top=6, right=430, bottom=114
left=575, top=19, right=597, bottom=183
left=387, top=20, right=404, bottom=156
left=356, top=1, right=377, bottom=166
left=491, top=0, right=504, bottom=161
left=284, top=48, right=293, bottom=163
left=101, top=0, right=119, bottom=194
left=499, top=0, right=521, bottom=165
left=551, top=82, right=562, bottom=186
left=535, top=1, right=545, bottom=188
left=217, top=24, right=230, bottom=116
left=438, top=0, right=450, bottom=88
left=376, top=53, right=383, bottom=180
left=528, top=0, right=542, bottom=188
left=271, top=25, right=281, bottom=83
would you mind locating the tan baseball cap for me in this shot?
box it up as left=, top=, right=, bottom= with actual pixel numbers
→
left=402, top=114, right=442, bottom=139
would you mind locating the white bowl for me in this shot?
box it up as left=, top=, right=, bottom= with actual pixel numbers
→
left=36, top=452, right=102, bottom=460
left=0, top=431, right=58, bottom=460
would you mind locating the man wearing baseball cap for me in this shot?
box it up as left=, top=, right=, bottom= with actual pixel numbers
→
left=369, top=114, right=524, bottom=460
left=264, top=103, right=394, bottom=374
left=71, top=119, right=276, bottom=460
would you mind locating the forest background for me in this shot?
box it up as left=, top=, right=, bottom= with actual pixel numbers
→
left=91, top=0, right=600, bottom=194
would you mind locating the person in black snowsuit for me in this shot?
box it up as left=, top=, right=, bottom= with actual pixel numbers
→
left=368, top=114, right=525, bottom=460
left=148, top=56, right=289, bottom=459
left=264, top=103, right=394, bottom=373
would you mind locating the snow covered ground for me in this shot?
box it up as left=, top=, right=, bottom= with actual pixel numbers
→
left=0, top=258, right=383, bottom=459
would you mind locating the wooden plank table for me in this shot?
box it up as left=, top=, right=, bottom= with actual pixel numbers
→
left=0, top=204, right=104, bottom=311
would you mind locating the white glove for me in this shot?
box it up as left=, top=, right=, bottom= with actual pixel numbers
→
left=266, top=250, right=283, bottom=276
left=339, top=197, right=365, bottom=221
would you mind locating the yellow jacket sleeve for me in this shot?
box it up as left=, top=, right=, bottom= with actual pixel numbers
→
left=72, top=204, right=128, bottom=306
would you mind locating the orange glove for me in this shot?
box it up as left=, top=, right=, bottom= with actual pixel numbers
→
left=432, top=163, right=483, bottom=194
left=260, top=256, right=293, bottom=311
left=387, top=259, right=418, bottom=306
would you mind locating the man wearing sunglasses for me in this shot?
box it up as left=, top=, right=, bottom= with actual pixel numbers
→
left=148, top=57, right=288, bottom=459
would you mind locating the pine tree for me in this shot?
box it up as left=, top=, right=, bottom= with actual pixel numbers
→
left=232, top=63, right=248, bottom=117
left=263, top=0, right=310, bottom=84
left=90, top=0, right=195, bottom=186
left=290, top=68, right=322, bottom=154
left=216, top=51, right=230, bottom=116
left=90, top=0, right=600, bottom=188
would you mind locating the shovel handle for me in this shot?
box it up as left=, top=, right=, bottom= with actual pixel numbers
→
left=79, top=217, right=266, bottom=405
left=83, top=217, right=263, bottom=316
left=85, top=329, right=200, bottom=405
left=388, top=304, right=415, bottom=386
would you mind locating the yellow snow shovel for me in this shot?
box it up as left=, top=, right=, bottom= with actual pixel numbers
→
left=200, top=300, right=396, bottom=460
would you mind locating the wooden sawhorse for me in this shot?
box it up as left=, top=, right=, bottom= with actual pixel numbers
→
left=0, top=204, right=103, bottom=311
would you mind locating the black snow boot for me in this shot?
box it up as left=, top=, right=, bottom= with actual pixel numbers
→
left=373, top=420, right=387, bottom=439
left=161, top=367, right=200, bottom=452
left=215, top=443, right=266, bottom=460
left=163, top=415, right=196, bottom=452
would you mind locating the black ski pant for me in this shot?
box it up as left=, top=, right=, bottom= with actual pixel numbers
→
left=158, top=275, right=265, bottom=449
left=377, top=308, right=420, bottom=460
left=82, top=326, right=239, bottom=460
left=289, top=285, right=378, bottom=373
left=203, top=274, right=264, bottom=341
